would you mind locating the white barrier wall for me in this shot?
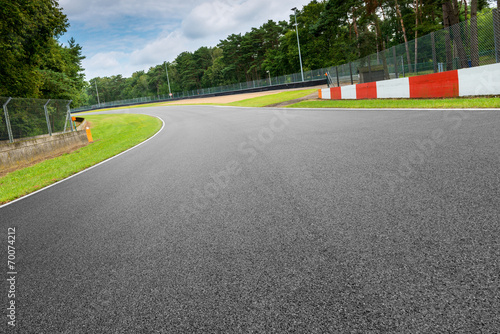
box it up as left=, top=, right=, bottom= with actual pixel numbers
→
left=341, top=85, right=357, bottom=99
left=458, top=63, right=500, bottom=97
left=322, top=88, right=331, bottom=99
left=376, top=77, right=410, bottom=99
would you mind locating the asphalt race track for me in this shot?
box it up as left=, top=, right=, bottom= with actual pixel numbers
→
left=1, top=106, right=499, bottom=332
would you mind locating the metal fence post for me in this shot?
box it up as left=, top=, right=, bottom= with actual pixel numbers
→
left=393, top=46, right=398, bottom=78
left=64, top=100, right=74, bottom=132
left=335, top=66, right=340, bottom=87
left=401, top=55, right=405, bottom=77
left=3, top=97, right=13, bottom=143
left=349, top=62, right=354, bottom=85
left=494, top=9, right=500, bottom=63
left=44, top=99, right=52, bottom=136
left=431, top=32, right=438, bottom=73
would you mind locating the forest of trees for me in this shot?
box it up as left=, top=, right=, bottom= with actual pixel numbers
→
left=1, top=0, right=497, bottom=107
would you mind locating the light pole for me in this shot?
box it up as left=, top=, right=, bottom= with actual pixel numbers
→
left=292, top=7, right=304, bottom=82
left=164, top=61, right=172, bottom=98
left=266, top=70, right=272, bottom=86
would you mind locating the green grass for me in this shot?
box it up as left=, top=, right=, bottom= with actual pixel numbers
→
left=0, top=114, right=162, bottom=204
left=224, top=89, right=317, bottom=107
left=290, top=97, right=500, bottom=109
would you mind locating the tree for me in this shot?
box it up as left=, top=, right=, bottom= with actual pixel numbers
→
left=202, top=48, right=225, bottom=87
left=219, top=34, right=246, bottom=84
left=414, top=0, right=420, bottom=72
left=442, top=0, right=468, bottom=69
left=364, top=0, right=390, bottom=79
left=174, top=52, right=199, bottom=91
left=147, top=65, right=165, bottom=98
left=0, top=0, right=69, bottom=97
left=395, top=0, right=414, bottom=72
left=470, top=0, right=479, bottom=67
left=38, top=37, right=86, bottom=105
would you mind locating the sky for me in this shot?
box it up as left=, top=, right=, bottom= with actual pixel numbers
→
left=58, top=0, right=312, bottom=80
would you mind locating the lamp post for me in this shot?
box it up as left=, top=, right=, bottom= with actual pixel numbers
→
left=164, top=61, right=172, bottom=98
left=291, top=7, right=304, bottom=82
left=266, top=70, right=272, bottom=86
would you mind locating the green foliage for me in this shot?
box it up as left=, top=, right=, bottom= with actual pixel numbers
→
left=0, top=0, right=86, bottom=106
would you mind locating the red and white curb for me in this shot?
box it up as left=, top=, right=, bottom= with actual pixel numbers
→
left=319, top=62, right=500, bottom=100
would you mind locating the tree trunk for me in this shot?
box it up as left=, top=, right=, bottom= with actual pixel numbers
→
left=374, top=15, right=390, bottom=80
left=451, top=0, right=469, bottom=68
left=395, top=0, right=413, bottom=72
left=463, top=0, right=468, bottom=25
left=443, top=2, right=454, bottom=70
left=443, top=0, right=468, bottom=69
left=353, top=14, right=359, bottom=39
left=415, top=0, right=419, bottom=73
left=470, top=0, right=479, bottom=66
left=352, top=11, right=361, bottom=58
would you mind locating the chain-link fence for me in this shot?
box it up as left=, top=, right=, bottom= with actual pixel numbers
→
left=72, top=8, right=500, bottom=112
left=1, top=97, right=74, bottom=143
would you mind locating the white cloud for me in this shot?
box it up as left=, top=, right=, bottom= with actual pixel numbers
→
left=183, top=1, right=246, bottom=39
left=59, top=0, right=199, bottom=28
left=181, top=0, right=298, bottom=39
left=83, top=51, right=132, bottom=78
left=130, top=30, right=192, bottom=66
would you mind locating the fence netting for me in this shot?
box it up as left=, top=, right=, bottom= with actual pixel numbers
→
left=1, top=98, right=73, bottom=142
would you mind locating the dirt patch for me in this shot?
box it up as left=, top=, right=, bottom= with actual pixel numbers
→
left=0, top=142, right=89, bottom=178
left=264, top=91, right=321, bottom=107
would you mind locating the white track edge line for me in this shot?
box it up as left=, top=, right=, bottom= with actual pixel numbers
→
left=0, top=114, right=165, bottom=209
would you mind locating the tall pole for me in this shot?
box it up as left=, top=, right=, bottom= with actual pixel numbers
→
left=95, top=80, right=101, bottom=107
left=292, top=7, right=304, bottom=82
left=165, top=61, right=172, bottom=98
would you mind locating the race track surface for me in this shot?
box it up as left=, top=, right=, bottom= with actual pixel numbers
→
left=1, top=106, right=499, bottom=332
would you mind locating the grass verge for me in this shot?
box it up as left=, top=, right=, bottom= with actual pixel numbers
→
left=290, top=97, right=500, bottom=109
left=225, top=89, right=317, bottom=107
left=0, top=114, right=162, bottom=204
